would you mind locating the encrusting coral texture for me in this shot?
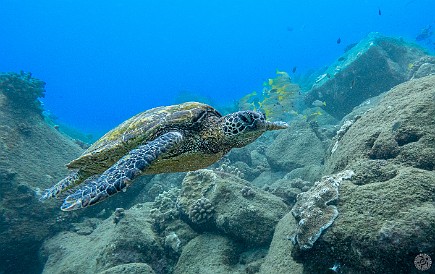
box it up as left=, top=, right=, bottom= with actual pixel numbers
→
left=290, top=170, right=354, bottom=250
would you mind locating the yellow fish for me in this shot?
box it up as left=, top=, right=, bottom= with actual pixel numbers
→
left=276, top=69, right=286, bottom=75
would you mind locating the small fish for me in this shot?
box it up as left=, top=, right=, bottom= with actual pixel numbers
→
left=343, top=42, right=358, bottom=53
left=329, top=262, right=341, bottom=273
left=315, top=73, right=328, bottom=83
left=338, top=57, right=346, bottom=62
left=286, top=26, right=294, bottom=32
left=416, top=25, right=433, bottom=41
left=350, top=79, right=356, bottom=89
left=337, top=37, right=341, bottom=44
left=275, top=69, right=288, bottom=76
left=312, top=100, right=326, bottom=107
left=378, top=7, right=382, bottom=16
left=292, top=66, right=297, bottom=73
left=305, top=111, right=322, bottom=122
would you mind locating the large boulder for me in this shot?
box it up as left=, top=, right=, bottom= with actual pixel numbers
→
left=259, top=212, right=303, bottom=273
left=325, top=74, right=435, bottom=173
left=293, top=75, right=435, bottom=273
left=304, top=33, right=432, bottom=119
left=173, top=234, right=241, bottom=274
left=177, top=169, right=289, bottom=246
left=0, top=72, right=84, bottom=274
left=265, top=120, right=325, bottom=172
left=174, top=233, right=269, bottom=274
left=40, top=203, right=170, bottom=274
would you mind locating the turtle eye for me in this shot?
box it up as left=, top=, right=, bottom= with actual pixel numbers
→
left=239, top=113, right=251, bottom=124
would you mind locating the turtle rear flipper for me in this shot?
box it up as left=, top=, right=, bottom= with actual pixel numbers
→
left=39, top=170, right=81, bottom=201
left=61, top=132, right=183, bottom=211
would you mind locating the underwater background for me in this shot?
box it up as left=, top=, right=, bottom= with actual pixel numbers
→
left=1, top=1, right=435, bottom=274
left=1, top=0, right=434, bottom=136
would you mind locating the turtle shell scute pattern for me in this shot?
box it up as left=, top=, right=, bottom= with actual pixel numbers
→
left=67, top=102, right=222, bottom=171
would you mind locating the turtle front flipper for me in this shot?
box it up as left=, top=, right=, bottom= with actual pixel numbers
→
left=61, top=131, right=183, bottom=211
left=39, top=170, right=81, bottom=201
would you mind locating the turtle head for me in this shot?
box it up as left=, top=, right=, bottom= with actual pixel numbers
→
left=221, top=110, right=288, bottom=148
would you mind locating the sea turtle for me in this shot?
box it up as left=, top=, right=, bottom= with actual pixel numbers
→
left=40, top=102, right=288, bottom=211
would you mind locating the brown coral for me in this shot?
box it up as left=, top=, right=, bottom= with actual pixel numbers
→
left=188, top=197, right=215, bottom=224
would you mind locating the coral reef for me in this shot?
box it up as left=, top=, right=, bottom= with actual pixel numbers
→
left=214, top=158, right=244, bottom=178
left=240, top=185, right=255, bottom=198
left=150, top=188, right=181, bottom=232
left=0, top=71, right=45, bottom=113
left=325, top=74, right=435, bottom=174
left=188, top=197, right=215, bottom=224
left=330, top=119, right=355, bottom=154
left=290, top=170, right=354, bottom=250
left=174, top=233, right=269, bottom=274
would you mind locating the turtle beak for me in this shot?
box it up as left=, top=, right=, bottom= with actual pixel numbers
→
left=265, top=121, right=288, bottom=131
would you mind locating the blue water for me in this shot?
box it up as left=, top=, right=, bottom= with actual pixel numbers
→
left=0, top=0, right=433, bottom=136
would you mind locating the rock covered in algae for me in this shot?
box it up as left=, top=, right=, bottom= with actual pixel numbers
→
left=98, top=263, right=155, bottom=274
left=40, top=203, right=168, bottom=274
left=290, top=170, right=354, bottom=250
left=178, top=169, right=289, bottom=246
left=304, top=33, right=430, bottom=119
left=173, top=234, right=240, bottom=274
left=259, top=212, right=303, bottom=274
left=0, top=72, right=84, bottom=274
left=297, top=75, right=435, bottom=273
left=265, top=120, right=325, bottom=172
